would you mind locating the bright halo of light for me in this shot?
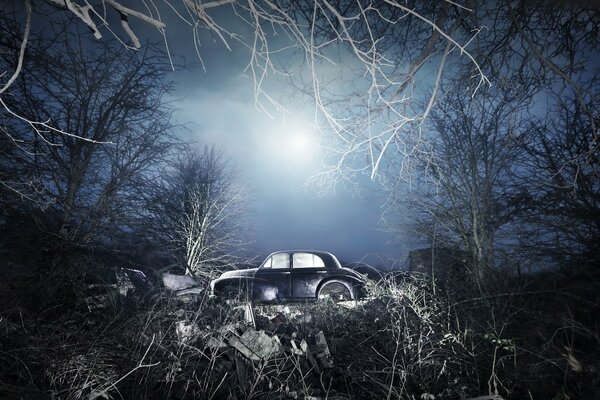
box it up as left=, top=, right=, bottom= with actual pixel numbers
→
left=290, top=132, right=312, bottom=151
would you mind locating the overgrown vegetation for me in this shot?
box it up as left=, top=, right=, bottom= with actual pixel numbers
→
left=1, top=259, right=598, bottom=399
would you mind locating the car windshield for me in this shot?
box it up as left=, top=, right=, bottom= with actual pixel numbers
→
left=293, top=252, right=325, bottom=268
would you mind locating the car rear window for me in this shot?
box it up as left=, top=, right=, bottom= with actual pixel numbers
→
left=293, top=253, right=325, bottom=268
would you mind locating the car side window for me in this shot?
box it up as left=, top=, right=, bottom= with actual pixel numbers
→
left=293, top=253, right=325, bottom=268
left=262, top=253, right=290, bottom=269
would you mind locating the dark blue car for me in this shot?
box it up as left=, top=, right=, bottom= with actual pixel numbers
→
left=210, top=250, right=366, bottom=302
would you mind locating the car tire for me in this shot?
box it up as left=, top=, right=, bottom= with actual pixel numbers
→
left=317, top=281, right=353, bottom=302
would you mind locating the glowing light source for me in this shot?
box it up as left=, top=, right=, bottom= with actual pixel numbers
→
left=290, top=132, right=312, bottom=152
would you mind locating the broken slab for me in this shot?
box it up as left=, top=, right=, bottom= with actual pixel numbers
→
left=314, top=331, right=334, bottom=368
left=228, top=327, right=281, bottom=361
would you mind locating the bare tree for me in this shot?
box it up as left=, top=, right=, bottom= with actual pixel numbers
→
left=0, top=20, right=177, bottom=248
left=517, top=94, right=600, bottom=269
left=145, top=146, right=248, bottom=279
left=396, top=85, right=528, bottom=288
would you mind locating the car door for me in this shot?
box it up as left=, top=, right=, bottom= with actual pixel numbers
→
left=253, top=253, right=291, bottom=301
left=290, top=252, right=329, bottom=298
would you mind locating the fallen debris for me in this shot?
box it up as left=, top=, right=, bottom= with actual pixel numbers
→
left=175, top=321, right=202, bottom=344
left=173, top=287, right=203, bottom=303
left=233, top=301, right=256, bottom=328
left=270, top=312, right=287, bottom=325
left=115, top=269, right=136, bottom=296
left=162, top=273, right=198, bottom=291
left=293, top=312, right=312, bottom=324
left=314, top=331, right=334, bottom=368
left=228, top=327, right=282, bottom=361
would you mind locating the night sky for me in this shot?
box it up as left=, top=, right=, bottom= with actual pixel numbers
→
left=172, top=57, right=405, bottom=265
left=161, top=20, right=408, bottom=265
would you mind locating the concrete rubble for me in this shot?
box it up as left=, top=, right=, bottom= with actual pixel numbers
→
left=188, top=304, right=335, bottom=371
left=228, top=327, right=282, bottom=361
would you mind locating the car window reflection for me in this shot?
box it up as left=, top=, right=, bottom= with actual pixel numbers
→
left=266, top=253, right=289, bottom=269
left=292, top=253, right=325, bottom=268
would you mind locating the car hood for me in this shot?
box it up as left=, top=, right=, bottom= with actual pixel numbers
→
left=217, top=268, right=258, bottom=279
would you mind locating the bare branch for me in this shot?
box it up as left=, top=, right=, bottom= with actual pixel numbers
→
left=0, top=0, right=31, bottom=95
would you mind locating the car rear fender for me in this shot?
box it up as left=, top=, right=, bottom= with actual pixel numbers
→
left=316, top=278, right=356, bottom=299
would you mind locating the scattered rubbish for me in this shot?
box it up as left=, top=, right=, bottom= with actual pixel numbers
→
left=83, top=293, right=114, bottom=311
left=218, top=323, right=239, bottom=336
left=83, top=268, right=150, bottom=309
left=206, top=335, right=228, bottom=349
left=115, top=270, right=136, bottom=296
left=120, top=268, right=150, bottom=288
left=289, top=339, right=304, bottom=356
left=174, top=287, right=203, bottom=303
left=229, top=327, right=282, bottom=361
left=270, top=312, right=286, bottom=325
left=338, top=300, right=360, bottom=309
left=162, top=273, right=198, bottom=291
left=233, top=301, right=256, bottom=328
left=314, top=331, right=334, bottom=368
left=293, top=312, right=312, bottom=324
left=176, top=321, right=201, bottom=344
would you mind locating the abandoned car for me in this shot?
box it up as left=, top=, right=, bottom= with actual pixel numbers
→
left=210, top=250, right=366, bottom=302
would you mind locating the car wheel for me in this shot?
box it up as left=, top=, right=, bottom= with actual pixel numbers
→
left=318, top=281, right=352, bottom=302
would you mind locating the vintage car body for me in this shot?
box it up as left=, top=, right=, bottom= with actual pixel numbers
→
left=210, top=250, right=366, bottom=302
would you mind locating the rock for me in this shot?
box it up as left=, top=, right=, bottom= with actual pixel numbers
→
left=162, top=273, right=198, bottom=291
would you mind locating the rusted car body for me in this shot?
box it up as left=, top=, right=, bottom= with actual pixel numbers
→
left=210, top=250, right=366, bottom=302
